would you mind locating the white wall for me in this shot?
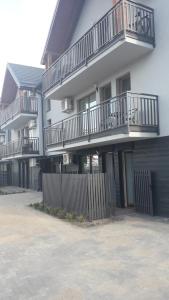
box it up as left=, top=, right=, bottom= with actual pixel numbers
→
left=6, top=91, right=44, bottom=155
left=44, top=98, right=78, bottom=127
left=70, top=0, right=169, bottom=138
left=44, top=0, right=169, bottom=139
left=70, top=0, right=113, bottom=46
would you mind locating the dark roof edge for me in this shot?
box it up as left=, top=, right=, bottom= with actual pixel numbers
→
left=41, top=0, right=61, bottom=65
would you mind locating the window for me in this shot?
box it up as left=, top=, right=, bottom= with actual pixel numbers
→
left=78, top=93, right=96, bottom=135
left=17, top=130, right=21, bottom=139
left=46, top=99, right=51, bottom=112
left=78, top=93, right=96, bottom=112
left=81, top=154, right=101, bottom=174
left=116, top=73, right=131, bottom=95
left=100, top=83, right=112, bottom=102
left=47, top=119, right=52, bottom=127
left=8, top=130, right=11, bottom=142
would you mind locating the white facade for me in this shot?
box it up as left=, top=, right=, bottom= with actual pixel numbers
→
left=42, top=0, right=169, bottom=152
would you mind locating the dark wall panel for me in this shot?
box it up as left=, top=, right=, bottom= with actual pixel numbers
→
left=132, top=137, right=169, bottom=217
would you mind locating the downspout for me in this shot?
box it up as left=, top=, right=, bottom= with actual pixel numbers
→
left=36, top=87, right=45, bottom=157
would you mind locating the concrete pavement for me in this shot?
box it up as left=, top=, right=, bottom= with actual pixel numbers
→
left=0, top=192, right=169, bottom=299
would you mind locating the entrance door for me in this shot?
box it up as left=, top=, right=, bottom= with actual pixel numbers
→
left=123, top=152, right=134, bottom=207
left=116, top=74, right=131, bottom=126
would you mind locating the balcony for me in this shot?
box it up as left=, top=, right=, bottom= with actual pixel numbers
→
left=45, top=92, right=159, bottom=151
left=43, top=0, right=155, bottom=99
left=0, top=137, right=39, bottom=159
left=0, top=96, right=38, bottom=130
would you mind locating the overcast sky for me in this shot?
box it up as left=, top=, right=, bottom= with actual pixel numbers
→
left=0, top=0, right=57, bottom=94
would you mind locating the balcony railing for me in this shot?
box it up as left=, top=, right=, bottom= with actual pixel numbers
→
left=0, top=137, right=39, bottom=158
left=43, top=0, right=155, bottom=93
left=0, top=96, right=38, bottom=127
left=45, top=92, right=159, bottom=148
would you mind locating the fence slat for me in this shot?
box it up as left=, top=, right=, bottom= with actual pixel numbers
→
left=43, top=173, right=113, bottom=221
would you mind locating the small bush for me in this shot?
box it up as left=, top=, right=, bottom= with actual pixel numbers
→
left=65, top=212, right=76, bottom=222
left=57, top=208, right=66, bottom=219
left=77, top=215, right=85, bottom=223
left=29, top=202, right=85, bottom=223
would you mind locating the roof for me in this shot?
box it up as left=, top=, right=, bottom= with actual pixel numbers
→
left=41, top=0, right=84, bottom=65
left=1, top=63, right=44, bottom=104
left=7, top=63, right=44, bottom=89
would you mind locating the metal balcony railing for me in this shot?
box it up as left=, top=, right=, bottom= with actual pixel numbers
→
left=0, top=137, right=39, bottom=158
left=0, top=96, right=38, bottom=127
left=43, top=0, right=155, bottom=93
left=45, top=92, right=159, bottom=148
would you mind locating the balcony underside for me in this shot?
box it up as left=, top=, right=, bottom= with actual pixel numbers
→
left=1, top=153, right=40, bottom=161
left=1, top=113, right=37, bottom=130
left=46, top=126, right=158, bottom=154
left=45, top=38, right=153, bottom=100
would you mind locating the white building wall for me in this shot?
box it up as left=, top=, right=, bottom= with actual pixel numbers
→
left=70, top=0, right=113, bottom=46
left=6, top=91, right=44, bottom=155
left=44, top=99, right=77, bottom=127
left=44, top=0, right=169, bottom=142
left=62, top=0, right=169, bottom=138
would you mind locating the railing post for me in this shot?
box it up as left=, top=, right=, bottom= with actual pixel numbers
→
left=156, top=96, right=160, bottom=135
left=62, top=120, right=64, bottom=147
left=87, top=108, right=91, bottom=142
left=126, top=91, right=130, bottom=130
left=122, top=0, right=127, bottom=38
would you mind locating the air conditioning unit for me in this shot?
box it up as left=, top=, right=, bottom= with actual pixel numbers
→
left=63, top=153, right=72, bottom=165
left=61, top=98, right=73, bottom=113
left=29, top=120, right=37, bottom=129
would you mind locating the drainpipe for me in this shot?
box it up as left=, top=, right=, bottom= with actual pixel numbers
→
left=36, top=88, right=45, bottom=157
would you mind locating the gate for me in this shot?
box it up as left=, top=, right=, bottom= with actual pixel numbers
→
left=43, top=173, right=114, bottom=221
left=134, top=169, right=153, bottom=215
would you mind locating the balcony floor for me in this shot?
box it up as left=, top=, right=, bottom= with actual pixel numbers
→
left=46, top=131, right=158, bottom=155
left=46, top=38, right=154, bottom=100
left=1, top=113, right=37, bottom=130
left=1, top=153, right=40, bottom=161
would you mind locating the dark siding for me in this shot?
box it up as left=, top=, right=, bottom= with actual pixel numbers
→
left=113, top=152, right=122, bottom=207
left=29, top=166, right=39, bottom=191
left=132, top=137, right=169, bottom=217
left=11, top=161, right=19, bottom=186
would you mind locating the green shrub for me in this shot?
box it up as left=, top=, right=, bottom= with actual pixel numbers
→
left=30, top=202, right=86, bottom=223
left=57, top=208, right=66, bottom=219
left=65, top=212, right=76, bottom=222
left=76, top=215, right=85, bottom=223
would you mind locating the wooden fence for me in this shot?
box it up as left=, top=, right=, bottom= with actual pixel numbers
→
left=43, top=173, right=115, bottom=221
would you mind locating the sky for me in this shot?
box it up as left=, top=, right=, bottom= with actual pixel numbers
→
left=0, top=0, right=57, bottom=94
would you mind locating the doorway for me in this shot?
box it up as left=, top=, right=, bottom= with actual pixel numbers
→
left=116, top=73, right=131, bottom=95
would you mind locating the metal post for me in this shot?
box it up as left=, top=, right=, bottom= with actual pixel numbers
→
left=87, top=108, right=91, bottom=142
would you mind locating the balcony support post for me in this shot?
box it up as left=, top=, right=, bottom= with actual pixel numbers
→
left=87, top=108, right=91, bottom=142
left=156, top=96, right=160, bottom=135
left=62, top=120, right=65, bottom=147
left=126, top=91, right=130, bottom=131
left=122, top=0, right=127, bottom=39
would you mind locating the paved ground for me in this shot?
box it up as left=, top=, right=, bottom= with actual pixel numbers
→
left=0, top=186, right=27, bottom=194
left=0, top=192, right=169, bottom=300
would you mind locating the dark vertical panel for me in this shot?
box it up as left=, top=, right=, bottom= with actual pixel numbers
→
left=134, top=169, right=153, bottom=215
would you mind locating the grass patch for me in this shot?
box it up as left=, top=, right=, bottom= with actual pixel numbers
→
left=29, top=202, right=86, bottom=223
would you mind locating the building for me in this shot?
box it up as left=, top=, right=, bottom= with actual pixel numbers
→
left=41, top=0, right=169, bottom=218
left=0, top=63, right=44, bottom=190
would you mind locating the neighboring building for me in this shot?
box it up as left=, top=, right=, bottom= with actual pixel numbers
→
left=41, top=0, right=169, bottom=218
left=0, top=63, right=44, bottom=190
